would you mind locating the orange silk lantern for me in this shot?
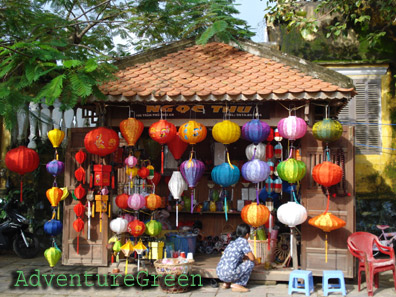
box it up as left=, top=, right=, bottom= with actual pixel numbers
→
left=73, top=218, right=84, bottom=254
left=312, top=161, right=343, bottom=188
left=146, top=194, right=162, bottom=211
left=128, top=220, right=146, bottom=237
left=84, top=127, right=119, bottom=157
left=73, top=202, right=85, bottom=217
left=241, top=202, right=270, bottom=228
left=120, top=118, right=144, bottom=147
left=74, top=184, right=86, bottom=200
left=115, top=193, right=129, bottom=209
left=5, top=146, right=39, bottom=202
left=178, top=120, right=207, bottom=145
left=46, top=187, right=63, bottom=207
left=149, top=119, right=177, bottom=173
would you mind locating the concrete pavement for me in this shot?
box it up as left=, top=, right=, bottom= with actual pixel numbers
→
left=1, top=251, right=395, bottom=296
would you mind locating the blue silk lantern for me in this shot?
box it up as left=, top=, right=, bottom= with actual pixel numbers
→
left=44, top=219, right=63, bottom=236
left=46, top=160, right=65, bottom=177
left=242, top=119, right=271, bottom=144
left=241, top=159, right=270, bottom=184
left=211, top=163, right=240, bottom=188
left=180, top=158, right=205, bottom=213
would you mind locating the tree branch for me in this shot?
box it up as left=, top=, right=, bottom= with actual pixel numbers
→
left=0, top=45, right=31, bottom=57
left=70, top=0, right=111, bottom=22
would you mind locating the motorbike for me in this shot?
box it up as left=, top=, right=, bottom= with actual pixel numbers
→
left=0, top=198, right=39, bottom=258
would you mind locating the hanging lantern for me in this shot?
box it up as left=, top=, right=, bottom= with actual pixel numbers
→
left=312, top=118, right=343, bottom=143
left=74, top=167, right=86, bottom=183
left=242, top=119, right=270, bottom=144
left=267, top=161, right=274, bottom=175
left=146, top=193, right=162, bottom=211
left=74, top=184, right=86, bottom=200
left=241, top=159, right=270, bottom=184
left=266, top=144, right=274, bottom=160
left=44, top=247, right=62, bottom=268
left=178, top=120, right=207, bottom=145
left=265, top=177, right=273, bottom=194
left=151, top=172, right=161, bottom=186
left=266, top=128, right=274, bottom=142
left=167, top=132, right=188, bottom=161
left=138, top=167, right=149, bottom=179
left=241, top=202, right=270, bottom=228
left=124, top=156, right=137, bottom=168
left=73, top=202, right=85, bottom=217
left=277, top=202, right=307, bottom=227
left=312, top=161, right=343, bottom=188
left=46, top=160, right=65, bottom=177
left=115, top=193, right=129, bottom=209
left=120, top=213, right=136, bottom=223
left=128, top=220, right=146, bottom=237
left=127, top=193, right=146, bottom=211
left=145, top=220, right=162, bottom=237
left=109, top=217, right=129, bottom=234
left=84, top=127, right=120, bottom=157
left=245, top=143, right=266, bottom=161
left=73, top=217, right=84, bottom=254
left=180, top=158, right=205, bottom=213
left=126, top=167, right=138, bottom=179
left=168, top=171, right=187, bottom=200
left=274, top=143, right=283, bottom=159
left=146, top=165, right=155, bottom=180
left=119, top=118, right=144, bottom=147
left=211, top=163, right=240, bottom=188
left=274, top=128, right=283, bottom=142
left=277, top=158, right=306, bottom=184
left=75, top=149, right=86, bottom=165
left=277, top=116, right=307, bottom=141
left=273, top=178, right=282, bottom=193
left=46, top=187, right=63, bottom=207
left=5, top=146, right=40, bottom=202
left=44, top=219, right=63, bottom=236
left=120, top=239, right=135, bottom=274
left=212, top=120, right=241, bottom=145
left=48, top=128, right=65, bottom=148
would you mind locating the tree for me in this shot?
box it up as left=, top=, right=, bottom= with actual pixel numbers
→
left=0, top=0, right=253, bottom=129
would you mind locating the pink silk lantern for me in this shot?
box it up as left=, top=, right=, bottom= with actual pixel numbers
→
left=127, top=193, right=146, bottom=211
left=277, top=116, right=307, bottom=141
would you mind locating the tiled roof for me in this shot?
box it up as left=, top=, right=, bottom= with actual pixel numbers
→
left=98, top=42, right=355, bottom=103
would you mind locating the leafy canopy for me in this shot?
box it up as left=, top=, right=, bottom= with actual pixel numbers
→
left=0, top=0, right=253, bottom=129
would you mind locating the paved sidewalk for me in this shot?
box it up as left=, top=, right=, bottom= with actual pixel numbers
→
left=1, top=252, right=395, bottom=296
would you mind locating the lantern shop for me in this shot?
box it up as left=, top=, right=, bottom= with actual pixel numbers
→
left=61, top=40, right=356, bottom=281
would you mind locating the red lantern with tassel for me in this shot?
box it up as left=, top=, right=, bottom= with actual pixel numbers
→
left=5, top=146, right=39, bottom=202
left=73, top=202, right=85, bottom=217
left=84, top=127, right=119, bottom=157
left=74, top=184, right=86, bottom=200
left=74, top=167, right=86, bottom=184
left=167, top=132, right=188, bottom=161
left=73, top=218, right=84, bottom=254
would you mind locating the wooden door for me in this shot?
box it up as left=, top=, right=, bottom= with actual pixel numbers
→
left=62, top=128, right=109, bottom=266
left=300, top=126, right=355, bottom=278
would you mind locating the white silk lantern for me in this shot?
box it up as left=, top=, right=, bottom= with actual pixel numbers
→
left=109, top=217, right=128, bottom=235
left=245, top=142, right=266, bottom=161
left=168, top=171, right=187, bottom=227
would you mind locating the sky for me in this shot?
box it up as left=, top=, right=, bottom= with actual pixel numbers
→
left=235, top=0, right=269, bottom=42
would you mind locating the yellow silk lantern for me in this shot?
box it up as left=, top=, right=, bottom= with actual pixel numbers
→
left=46, top=187, right=63, bottom=207
left=60, top=187, right=69, bottom=201
left=212, top=120, right=241, bottom=145
left=178, top=120, right=207, bottom=145
left=121, top=240, right=135, bottom=274
left=44, top=247, right=62, bottom=268
left=48, top=128, right=65, bottom=148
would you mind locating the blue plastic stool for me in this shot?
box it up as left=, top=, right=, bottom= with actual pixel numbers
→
left=288, top=270, right=314, bottom=296
left=322, top=270, right=347, bottom=296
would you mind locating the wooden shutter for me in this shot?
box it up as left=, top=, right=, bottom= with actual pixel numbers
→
left=300, top=126, right=355, bottom=278
left=62, top=128, right=109, bottom=266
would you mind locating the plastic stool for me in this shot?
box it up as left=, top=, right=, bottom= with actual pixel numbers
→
left=288, top=270, right=314, bottom=296
left=322, top=270, right=347, bottom=296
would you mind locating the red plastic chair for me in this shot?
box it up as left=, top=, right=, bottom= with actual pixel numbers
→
left=347, top=232, right=396, bottom=296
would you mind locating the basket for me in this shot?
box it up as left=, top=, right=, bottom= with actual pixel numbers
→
left=154, top=258, right=195, bottom=276
left=248, top=239, right=277, bottom=263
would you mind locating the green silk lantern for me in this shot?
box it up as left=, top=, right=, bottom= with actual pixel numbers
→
left=312, top=118, right=343, bottom=143
left=44, top=247, right=62, bottom=268
left=277, top=158, right=306, bottom=183
left=145, top=220, right=162, bottom=237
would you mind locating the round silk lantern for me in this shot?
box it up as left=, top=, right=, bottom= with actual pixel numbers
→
left=46, top=160, right=65, bottom=177
left=110, top=217, right=128, bottom=234
left=74, top=167, right=86, bottom=183
left=84, top=127, right=120, bottom=157
left=241, top=159, right=270, bottom=184
left=75, top=149, right=86, bottom=165
left=44, top=219, right=63, bottom=236
left=146, top=193, right=162, bottom=211
left=115, top=193, right=129, bottom=209
left=212, top=120, right=241, bottom=145
left=124, top=156, right=137, bottom=168
left=277, top=158, right=306, bottom=184
left=277, top=202, right=307, bottom=227
left=119, top=118, right=144, bottom=147
left=245, top=143, right=266, bottom=161
left=168, top=171, right=187, bottom=200
left=5, top=146, right=40, bottom=202
left=180, top=158, right=205, bottom=213
left=46, top=187, right=63, bottom=207
left=145, top=220, right=162, bottom=237
left=179, top=120, right=207, bottom=145
left=74, top=184, right=86, bottom=200
left=138, top=167, right=149, bottom=179
left=128, top=220, right=146, bottom=237
left=312, top=118, right=343, bottom=143
left=44, top=247, right=62, bottom=268
left=277, top=116, right=307, bottom=141
left=73, top=202, right=85, bottom=217
left=241, top=202, right=270, bottom=228
left=127, top=193, right=146, bottom=210
left=312, top=161, right=343, bottom=188
left=211, top=163, right=240, bottom=188
left=48, top=128, right=65, bottom=148
left=167, top=132, right=188, bottom=161
left=242, top=119, right=270, bottom=144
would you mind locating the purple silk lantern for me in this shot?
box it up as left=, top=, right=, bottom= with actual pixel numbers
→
left=242, top=119, right=271, bottom=144
left=180, top=158, right=205, bottom=213
left=128, top=193, right=146, bottom=211
left=46, top=160, right=65, bottom=176
left=241, top=159, right=270, bottom=204
left=277, top=116, right=307, bottom=141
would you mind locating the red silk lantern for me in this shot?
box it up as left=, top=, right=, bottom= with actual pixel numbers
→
left=46, top=187, right=63, bottom=207
left=150, top=172, right=161, bottom=186
left=84, top=127, right=119, bottom=157
left=128, top=220, right=146, bottom=237
left=5, top=146, right=39, bottom=202
left=312, top=161, right=343, bottom=188
left=74, top=167, right=86, bottom=183
left=241, top=202, right=270, bottom=228
left=115, top=193, right=129, bottom=209
left=74, top=184, right=86, bottom=200
left=73, top=202, right=85, bottom=217
left=266, top=128, right=274, bottom=142
left=167, top=132, right=188, bottom=161
left=73, top=218, right=84, bottom=254
left=75, top=150, right=86, bottom=165
left=146, top=194, right=162, bottom=211
left=266, top=144, right=274, bottom=160
left=138, top=167, right=149, bottom=179
left=120, top=118, right=144, bottom=147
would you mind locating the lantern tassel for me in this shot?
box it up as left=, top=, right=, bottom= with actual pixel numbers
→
left=57, top=205, right=60, bottom=220
left=226, top=150, right=234, bottom=169
left=256, top=185, right=259, bottom=205
left=92, top=203, right=95, bottom=218
left=88, top=201, right=91, bottom=240
left=224, top=194, right=228, bottom=222
left=89, top=174, right=93, bottom=188
left=125, top=258, right=128, bottom=275
left=108, top=202, right=111, bottom=218
left=254, top=230, right=257, bottom=256
left=325, top=233, right=328, bottom=263
left=161, top=146, right=164, bottom=174
left=51, top=209, right=56, bottom=220
left=176, top=200, right=179, bottom=227
left=20, top=179, right=23, bottom=203
left=111, top=254, right=114, bottom=264
left=191, top=189, right=194, bottom=214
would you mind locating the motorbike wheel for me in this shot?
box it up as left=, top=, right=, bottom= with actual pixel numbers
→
left=13, top=232, right=40, bottom=259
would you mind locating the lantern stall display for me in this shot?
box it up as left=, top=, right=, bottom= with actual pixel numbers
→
left=168, top=171, right=187, bottom=227
left=180, top=158, right=205, bottom=213
left=5, top=146, right=39, bottom=202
